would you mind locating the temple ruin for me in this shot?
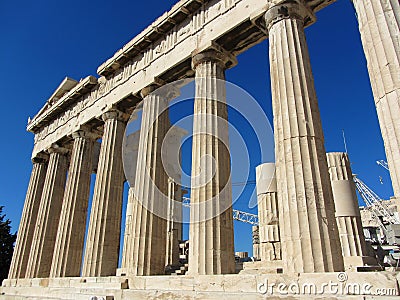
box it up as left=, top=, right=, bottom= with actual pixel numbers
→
left=2, top=0, right=400, bottom=298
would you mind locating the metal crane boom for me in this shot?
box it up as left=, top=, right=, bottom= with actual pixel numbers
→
left=376, top=160, right=389, bottom=171
left=182, top=197, right=259, bottom=225
left=353, top=175, right=400, bottom=227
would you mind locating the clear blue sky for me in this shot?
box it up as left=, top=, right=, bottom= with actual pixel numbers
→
left=0, top=0, right=394, bottom=255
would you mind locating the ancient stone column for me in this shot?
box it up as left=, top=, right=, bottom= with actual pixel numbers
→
left=8, top=153, right=48, bottom=279
left=165, top=178, right=181, bottom=269
left=119, top=187, right=135, bottom=276
left=252, top=226, right=260, bottom=260
left=256, top=163, right=281, bottom=261
left=82, top=110, right=127, bottom=277
left=188, top=48, right=236, bottom=275
left=121, top=85, right=170, bottom=276
left=351, top=0, right=400, bottom=199
left=50, top=130, right=97, bottom=277
left=119, top=129, right=141, bottom=276
left=327, top=152, right=376, bottom=269
left=26, top=145, right=69, bottom=278
left=164, top=126, right=186, bottom=270
left=265, top=1, right=344, bottom=273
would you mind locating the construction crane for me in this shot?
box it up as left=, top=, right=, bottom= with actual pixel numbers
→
left=377, top=160, right=389, bottom=171
left=353, top=175, right=400, bottom=235
left=182, top=197, right=259, bottom=225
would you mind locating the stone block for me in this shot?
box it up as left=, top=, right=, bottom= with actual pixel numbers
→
left=242, top=260, right=283, bottom=274
left=222, top=274, right=257, bottom=293
left=2, top=280, right=14, bottom=288
left=194, top=275, right=225, bottom=292
left=96, top=277, right=112, bottom=283
left=30, top=278, right=42, bottom=287
left=126, top=276, right=146, bottom=290
left=48, top=278, right=71, bottom=288
left=144, top=276, right=195, bottom=292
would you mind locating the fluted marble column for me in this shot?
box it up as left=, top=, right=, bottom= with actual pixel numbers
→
left=26, top=145, right=69, bottom=278
left=188, top=48, right=236, bottom=275
left=50, top=130, right=97, bottom=277
left=256, top=163, right=281, bottom=261
left=265, top=1, right=344, bottom=273
left=327, top=152, right=376, bottom=269
left=352, top=0, right=400, bottom=199
left=82, top=110, right=127, bottom=277
left=119, top=130, right=140, bottom=276
left=121, top=85, right=170, bottom=276
left=166, top=178, right=181, bottom=269
left=8, top=154, right=48, bottom=279
left=252, top=226, right=260, bottom=260
left=164, top=126, right=186, bottom=269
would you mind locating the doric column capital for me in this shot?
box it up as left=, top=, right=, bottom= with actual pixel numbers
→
left=264, top=0, right=315, bottom=31
left=71, top=129, right=99, bottom=141
left=141, top=84, right=159, bottom=98
left=141, top=84, right=180, bottom=101
left=102, top=109, right=130, bottom=123
left=31, top=152, right=49, bottom=164
left=48, top=144, right=69, bottom=155
left=192, top=46, right=237, bottom=70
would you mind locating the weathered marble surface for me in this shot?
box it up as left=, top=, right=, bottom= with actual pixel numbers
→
left=1, top=272, right=399, bottom=299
